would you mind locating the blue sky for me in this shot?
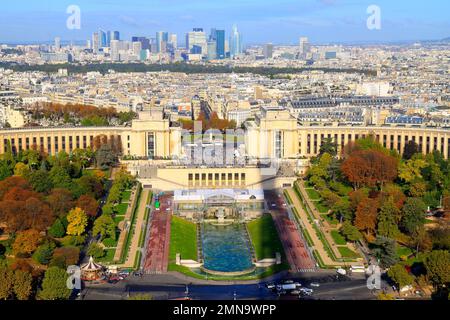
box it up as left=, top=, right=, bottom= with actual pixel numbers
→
left=0, top=0, right=449, bottom=44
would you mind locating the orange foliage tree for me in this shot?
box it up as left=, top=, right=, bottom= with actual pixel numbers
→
left=341, top=150, right=398, bottom=189
left=354, top=198, right=379, bottom=236
left=12, top=229, right=41, bottom=256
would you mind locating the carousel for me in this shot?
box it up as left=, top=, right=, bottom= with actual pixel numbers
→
left=80, top=256, right=104, bottom=281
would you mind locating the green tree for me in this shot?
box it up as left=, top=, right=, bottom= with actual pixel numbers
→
left=340, top=221, right=362, bottom=242
left=49, top=165, right=72, bottom=189
left=0, top=265, right=14, bottom=300
left=48, top=218, right=66, bottom=238
left=13, top=270, right=33, bottom=300
left=87, top=243, right=105, bottom=259
left=38, top=267, right=71, bottom=300
left=319, top=138, right=338, bottom=157
left=377, top=197, right=400, bottom=238
left=403, top=140, right=419, bottom=160
left=32, top=241, right=56, bottom=265
left=373, top=236, right=398, bottom=268
left=401, top=198, right=426, bottom=235
left=28, top=170, right=53, bottom=193
left=424, top=250, right=450, bottom=287
left=93, top=214, right=116, bottom=240
left=95, top=144, right=117, bottom=169
left=388, top=264, right=414, bottom=289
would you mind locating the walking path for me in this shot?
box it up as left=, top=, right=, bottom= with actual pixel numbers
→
left=265, top=191, right=316, bottom=272
left=143, top=193, right=172, bottom=273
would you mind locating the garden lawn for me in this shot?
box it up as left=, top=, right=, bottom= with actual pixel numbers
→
left=121, top=190, right=132, bottom=203
left=337, top=247, right=359, bottom=259
left=169, top=216, right=198, bottom=262
left=305, top=188, right=321, bottom=200
left=247, top=214, right=284, bottom=260
left=97, top=249, right=116, bottom=263
left=331, top=230, right=347, bottom=245
left=115, top=203, right=129, bottom=215
left=315, top=201, right=329, bottom=214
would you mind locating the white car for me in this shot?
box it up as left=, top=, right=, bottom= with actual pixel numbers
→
left=310, top=282, right=320, bottom=287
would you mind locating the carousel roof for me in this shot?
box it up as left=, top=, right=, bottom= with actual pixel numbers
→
left=81, top=256, right=103, bottom=271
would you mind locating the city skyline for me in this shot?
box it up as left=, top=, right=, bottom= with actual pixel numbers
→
left=0, top=0, right=449, bottom=44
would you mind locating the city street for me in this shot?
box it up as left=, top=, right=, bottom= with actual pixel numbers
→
left=81, top=272, right=379, bottom=300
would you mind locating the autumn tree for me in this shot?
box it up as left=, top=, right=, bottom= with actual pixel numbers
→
left=341, top=150, right=398, bottom=189
left=66, top=208, right=88, bottom=236
left=0, top=265, right=13, bottom=300
left=354, top=198, right=379, bottom=236
left=46, top=188, right=74, bottom=218
left=76, top=195, right=99, bottom=217
left=12, top=229, right=42, bottom=256
left=13, top=270, right=33, bottom=300
left=0, top=176, right=31, bottom=200
left=50, top=247, right=80, bottom=268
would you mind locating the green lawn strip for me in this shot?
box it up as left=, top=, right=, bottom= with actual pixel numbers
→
left=331, top=230, right=347, bottom=245
left=102, top=237, right=118, bottom=248
left=138, top=192, right=153, bottom=248
left=113, top=215, right=125, bottom=225
left=118, top=183, right=142, bottom=264
left=115, top=203, right=129, bottom=215
left=169, top=216, right=198, bottom=262
left=247, top=214, right=285, bottom=260
left=97, top=249, right=116, bottom=263
left=315, top=201, right=330, bottom=214
left=397, top=246, right=414, bottom=259
left=337, top=246, right=359, bottom=259
left=322, top=214, right=339, bottom=225
left=134, top=250, right=142, bottom=269
left=305, top=188, right=321, bottom=200
left=121, top=190, right=132, bottom=203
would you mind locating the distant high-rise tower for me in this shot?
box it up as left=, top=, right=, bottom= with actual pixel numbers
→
left=156, top=31, right=169, bottom=53
left=186, top=28, right=207, bottom=55
left=99, top=29, right=107, bottom=47
left=110, top=40, right=120, bottom=61
left=113, top=31, right=120, bottom=41
left=215, top=30, right=225, bottom=59
left=299, top=37, right=310, bottom=59
left=54, top=37, right=61, bottom=50
left=92, top=32, right=100, bottom=53
left=230, top=25, right=242, bottom=57
left=263, top=43, right=273, bottom=59
left=168, top=34, right=177, bottom=50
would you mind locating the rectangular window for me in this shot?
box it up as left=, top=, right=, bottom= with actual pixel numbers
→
left=147, top=132, right=155, bottom=159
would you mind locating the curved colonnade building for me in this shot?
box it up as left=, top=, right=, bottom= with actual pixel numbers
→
left=0, top=107, right=448, bottom=190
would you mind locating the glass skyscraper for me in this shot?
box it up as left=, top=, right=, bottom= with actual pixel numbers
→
left=230, top=24, right=243, bottom=57
left=215, top=30, right=225, bottom=59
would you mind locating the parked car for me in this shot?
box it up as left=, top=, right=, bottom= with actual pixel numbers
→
left=310, top=282, right=320, bottom=287
left=265, top=283, right=276, bottom=290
